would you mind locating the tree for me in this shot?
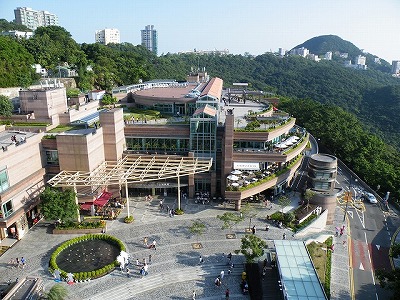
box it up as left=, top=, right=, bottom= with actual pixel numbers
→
left=0, top=95, right=13, bottom=117
left=235, top=234, right=267, bottom=263
left=217, top=212, right=242, bottom=234
left=240, top=202, right=258, bottom=230
left=375, top=268, right=400, bottom=297
left=39, top=187, right=79, bottom=222
left=189, top=220, right=207, bottom=243
left=304, top=189, right=316, bottom=212
left=278, top=195, right=291, bottom=216
left=45, top=284, right=68, bottom=300
left=101, top=94, right=118, bottom=106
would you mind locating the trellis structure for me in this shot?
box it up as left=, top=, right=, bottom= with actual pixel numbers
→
left=47, top=155, right=213, bottom=216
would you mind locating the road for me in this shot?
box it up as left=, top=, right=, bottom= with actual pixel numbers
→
left=335, top=166, right=399, bottom=300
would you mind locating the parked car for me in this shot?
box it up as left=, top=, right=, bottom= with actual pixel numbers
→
left=364, top=192, right=378, bottom=204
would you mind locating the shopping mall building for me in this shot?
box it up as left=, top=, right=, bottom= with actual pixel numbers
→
left=0, top=73, right=308, bottom=241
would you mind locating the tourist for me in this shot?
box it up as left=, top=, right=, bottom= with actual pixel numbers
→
left=220, top=270, right=225, bottom=280
left=199, top=255, right=204, bottom=264
left=149, top=254, right=152, bottom=264
left=192, top=290, right=196, bottom=300
left=214, top=276, right=221, bottom=287
left=144, top=236, right=148, bottom=247
left=252, top=225, right=256, bottom=234
left=266, top=224, right=270, bottom=231
left=143, top=263, right=148, bottom=275
left=126, top=267, right=130, bottom=278
left=16, top=258, right=19, bottom=268
left=136, top=258, right=140, bottom=267
left=151, top=239, right=157, bottom=250
left=225, top=288, right=230, bottom=299
left=283, top=233, right=287, bottom=240
left=227, top=252, right=232, bottom=265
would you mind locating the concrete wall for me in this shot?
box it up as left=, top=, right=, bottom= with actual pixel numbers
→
left=311, top=193, right=337, bottom=224
left=100, top=108, right=125, bottom=161
left=56, top=129, right=105, bottom=172
left=19, top=88, right=68, bottom=119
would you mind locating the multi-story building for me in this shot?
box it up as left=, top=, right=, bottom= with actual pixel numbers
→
left=14, top=7, right=58, bottom=31
left=307, top=153, right=339, bottom=224
left=141, top=25, right=158, bottom=55
left=95, top=28, right=120, bottom=45
left=0, top=73, right=310, bottom=241
left=392, top=60, right=400, bottom=75
left=355, top=55, right=366, bottom=66
left=0, top=30, right=33, bottom=39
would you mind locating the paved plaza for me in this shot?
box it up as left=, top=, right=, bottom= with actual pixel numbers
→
left=0, top=194, right=350, bottom=299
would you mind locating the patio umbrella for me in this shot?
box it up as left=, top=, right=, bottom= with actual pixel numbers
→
left=231, top=182, right=240, bottom=187
left=231, top=170, right=242, bottom=175
left=227, top=174, right=239, bottom=181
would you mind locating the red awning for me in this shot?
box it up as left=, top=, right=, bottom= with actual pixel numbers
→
left=94, top=192, right=112, bottom=207
left=80, top=202, right=94, bottom=210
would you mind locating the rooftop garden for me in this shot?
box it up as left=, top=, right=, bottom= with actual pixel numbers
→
left=234, top=117, right=293, bottom=132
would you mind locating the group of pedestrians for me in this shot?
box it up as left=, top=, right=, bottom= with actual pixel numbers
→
left=9, top=257, right=26, bottom=269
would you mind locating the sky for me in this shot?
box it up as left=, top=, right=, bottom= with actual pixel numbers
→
left=1, top=0, right=400, bottom=62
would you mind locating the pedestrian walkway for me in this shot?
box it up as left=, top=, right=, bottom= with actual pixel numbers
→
left=0, top=193, right=351, bottom=299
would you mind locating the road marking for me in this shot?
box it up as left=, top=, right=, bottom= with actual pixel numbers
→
left=376, top=292, right=379, bottom=300
left=359, top=262, right=364, bottom=270
left=347, top=211, right=354, bottom=219
left=335, top=179, right=339, bottom=184
left=364, top=232, right=368, bottom=244
left=376, top=245, right=380, bottom=251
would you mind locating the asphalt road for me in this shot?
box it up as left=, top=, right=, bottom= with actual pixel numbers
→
left=336, top=166, right=399, bottom=300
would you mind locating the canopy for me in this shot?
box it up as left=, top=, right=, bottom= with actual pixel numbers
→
left=231, top=170, right=242, bottom=175
left=275, top=143, right=288, bottom=148
left=94, top=191, right=112, bottom=207
left=231, top=182, right=240, bottom=187
left=227, top=174, right=239, bottom=181
left=80, top=202, right=94, bottom=210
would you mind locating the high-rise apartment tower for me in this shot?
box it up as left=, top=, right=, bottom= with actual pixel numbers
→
left=141, top=25, right=158, bottom=55
left=14, top=7, right=58, bottom=31
left=95, top=28, right=120, bottom=45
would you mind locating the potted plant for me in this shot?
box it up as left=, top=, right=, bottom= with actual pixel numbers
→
left=124, top=216, right=134, bottom=223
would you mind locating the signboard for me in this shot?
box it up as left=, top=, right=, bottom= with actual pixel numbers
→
left=233, top=162, right=260, bottom=171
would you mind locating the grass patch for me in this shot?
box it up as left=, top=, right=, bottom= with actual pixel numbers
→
left=307, top=237, right=333, bottom=298
left=47, top=125, right=85, bottom=133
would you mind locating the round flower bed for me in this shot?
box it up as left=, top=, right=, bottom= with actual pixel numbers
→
left=49, top=234, right=125, bottom=282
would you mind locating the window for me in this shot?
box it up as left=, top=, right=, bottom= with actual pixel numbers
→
left=1, top=199, right=13, bottom=218
left=46, top=150, right=59, bottom=165
left=0, top=168, right=10, bottom=193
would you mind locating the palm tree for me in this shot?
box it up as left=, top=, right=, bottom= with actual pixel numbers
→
left=45, top=284, right=68, bottom=300
left=235, top=118, right=243, bottom=128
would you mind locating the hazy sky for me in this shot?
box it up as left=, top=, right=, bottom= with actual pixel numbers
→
left=1, top=0, right=399, bottom=62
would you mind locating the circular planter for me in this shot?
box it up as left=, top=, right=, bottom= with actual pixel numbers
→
left=49, top=234, right=125, bottom=282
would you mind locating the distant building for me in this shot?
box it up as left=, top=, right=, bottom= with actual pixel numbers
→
left=0, top=30, right=33, bottom=39
left=278, top=48, right=286, bottom=57
left=32, top=64, right=47, bottom=77
left=141, top=25, right=158, bottom=55
left=95, top=28, right=120, bottom=45
left=178, top=49, right=229, bottom=55
left=307, top=54, right=320, bottom=62
left=355, top=55, right=366, bottom=66
left=14, top=7, right=58, bottom=31
left=290, top=47, right=309, bottom=57
left=392, top=60, right=400, bottom=75
left=324, top=52, right=332, bottom=60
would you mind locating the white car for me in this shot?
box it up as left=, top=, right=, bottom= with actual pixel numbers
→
left=364, top=192, right=378, bottom=204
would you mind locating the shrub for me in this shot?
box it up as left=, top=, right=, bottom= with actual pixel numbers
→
left=283, top=212, right=295, bottom=224
left=124, top=216, right=134, bottom=223
left=49, top=234, right=125, bottom=282
left=175, top=209, right=184, bottom=215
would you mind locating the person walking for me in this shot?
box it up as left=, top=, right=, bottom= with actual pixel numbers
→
left=149, top=254, right=152, bottom=264
left=143, top=263, right=148, bottom=275
left=252, top=225, right=256, bottom=234
left=266, top=224, right=270, bottom=231
left=225, top=288, right=230, bottom=299
left=199, top=255, right=204, bottom=264
left=144, top=236, right=148, bottom=247
left=151, top=239, right=157, bottom=250
left=220, top=270, right=225, bottom=280
left=283, top=233, right=287, bottom=240
left=192, top=290, right=196, bottom=300
left=126, top=267, right=130, bottom=278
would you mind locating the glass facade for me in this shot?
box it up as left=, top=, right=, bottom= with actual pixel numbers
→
left=45, top=150, right=59, bottom=165
left=1, top=199, right=13, bottom=218
left=0, top=168, right=10, bottom=193
left=126, top=137, right=189, bottom=154
left=190, top=108, right=217, bottom=165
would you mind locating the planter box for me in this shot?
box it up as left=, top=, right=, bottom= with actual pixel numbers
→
left=53, top=228, right=105, bottom=234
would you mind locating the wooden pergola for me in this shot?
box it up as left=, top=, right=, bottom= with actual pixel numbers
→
left=47, top=155, right=213, bottom=216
